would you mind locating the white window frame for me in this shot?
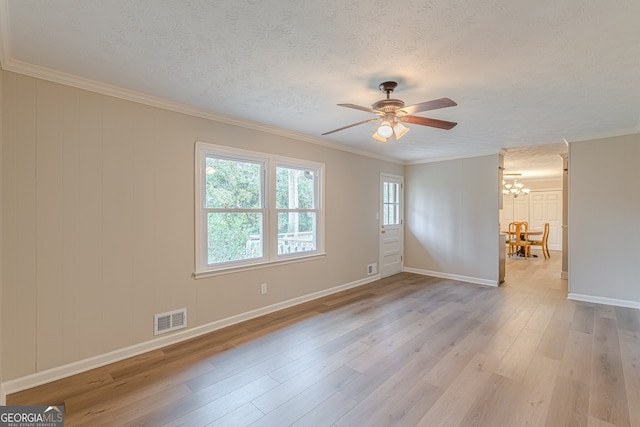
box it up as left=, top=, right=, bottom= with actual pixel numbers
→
left=195, top=142, right=325, bottom=277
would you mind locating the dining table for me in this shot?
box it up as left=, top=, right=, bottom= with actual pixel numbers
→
left=501, top=229, right=543, bottom=257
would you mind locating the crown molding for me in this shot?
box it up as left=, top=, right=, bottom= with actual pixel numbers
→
left=563, top=126, right=640, bottom=144
left=0, top=57, right=402, bottom=167
left=405, top=148, right=501, bottom=166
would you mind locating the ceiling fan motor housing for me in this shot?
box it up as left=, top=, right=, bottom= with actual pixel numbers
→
left=374, top=81, right=405, bottom=114
left=372, top=99, right=405, bottom=113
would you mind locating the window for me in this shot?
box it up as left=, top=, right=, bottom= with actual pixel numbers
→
left=195, top=142, right=324, bottom=276
left=382, top=181, right=401, bottom=225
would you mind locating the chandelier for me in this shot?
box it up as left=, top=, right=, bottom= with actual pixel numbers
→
left=503, top=173, right=530, bottom=198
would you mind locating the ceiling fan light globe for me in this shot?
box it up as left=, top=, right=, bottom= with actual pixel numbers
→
left=372, top=132, right=388, bottom=142
left=393, top=122, right=409, bottom=139
left=376, top=121, right=393, bottom=138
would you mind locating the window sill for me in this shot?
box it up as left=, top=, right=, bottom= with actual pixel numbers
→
left=193, top=252, right=327, bottom=279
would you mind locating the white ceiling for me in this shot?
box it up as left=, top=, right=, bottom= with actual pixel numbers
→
left=1, top=0, right=639, bottom=179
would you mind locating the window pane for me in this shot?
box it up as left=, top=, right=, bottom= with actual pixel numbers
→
left=276, top=166, right=315, bottom=209
left=277, top=212, right=316, bottom=254
left=205, top=157, right=262, bottom=209
left=383, top=182, right=400, bottom=225
left=207, top=212, right=263, bottom=264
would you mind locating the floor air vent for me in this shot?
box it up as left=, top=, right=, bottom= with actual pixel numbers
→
left=154, top=308, right=187, bottom=335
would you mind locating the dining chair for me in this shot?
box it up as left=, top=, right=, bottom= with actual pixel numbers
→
left=511, top=221, right=529, bottom=231
left=528, top=223, right=550, bottom=259
left=507, top=222, right=517, bottom=256
left=507, top=222, right=531, bottom=258
left=507, top=222, right=527, bottom=256
left=520, top=221, right=530, bottom=256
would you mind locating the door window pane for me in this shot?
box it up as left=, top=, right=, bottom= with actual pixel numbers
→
left=383, top=182, right=400, bottom=225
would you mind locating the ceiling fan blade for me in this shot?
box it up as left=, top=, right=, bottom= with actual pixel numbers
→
left=321, top=118, right=379, bottom=135
left=337, top=103, right=381, bottom=114
left=399, top=115, right=458, bottom=130
left=399, top=98, right=457, bottom=115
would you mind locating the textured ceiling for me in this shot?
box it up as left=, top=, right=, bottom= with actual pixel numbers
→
left=1, top=0, right=639, bottom=179
left=503, top=142, right=566, bottom=181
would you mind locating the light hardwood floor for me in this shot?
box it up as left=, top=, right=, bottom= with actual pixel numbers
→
left=8, top=250, right=640, bottom=426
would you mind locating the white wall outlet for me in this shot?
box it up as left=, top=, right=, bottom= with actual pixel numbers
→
left=367, top=263, right=377, bottom=275
left=260, top=283, right=268, bottom=294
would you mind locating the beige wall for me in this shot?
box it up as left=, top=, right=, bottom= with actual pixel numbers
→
left=0, top=63, right=4, bottom=386
left=1, top=70, right=403, bottom=381
left=568, top=133, right=640, bottom=304
left=404, top=155, right=500, bottom=284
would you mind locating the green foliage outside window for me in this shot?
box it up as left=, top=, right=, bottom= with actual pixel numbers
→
left=204, top=156, right=318, bottom=265
left=276, top=166, right=315, bottom=235
left=205, top=157, right=262, bottom=264
left=205, top=157, right=261, bottom=209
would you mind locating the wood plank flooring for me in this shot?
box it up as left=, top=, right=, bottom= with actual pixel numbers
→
left=8, top=252, right=640, bottom=426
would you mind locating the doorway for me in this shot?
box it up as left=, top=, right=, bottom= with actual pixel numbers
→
left=501, top=142, right=568, bottom=284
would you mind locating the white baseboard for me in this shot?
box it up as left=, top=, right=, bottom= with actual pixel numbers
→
left=567, top=293, right=640, bottom=309
left=403, top=267, right=498, bottom=287
left=0, top=274, right=380, bottom=404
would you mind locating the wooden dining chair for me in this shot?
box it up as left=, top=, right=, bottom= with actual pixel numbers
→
left=512, top=221, right=529, bottom=231
left=507, top=222, right=527, bottom=256
left=528, top=223, right=550, bottom=259
left=507, top=222, right=531, bottom=258
left=507, top=222, right=517, bottom=256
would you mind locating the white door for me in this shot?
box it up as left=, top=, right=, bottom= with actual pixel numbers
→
left=513, top=197, right=529, bottom=221
left=529, top=190, right=563, bottom=251
left=501, top=195, right=528, bottom=225
left=380, top=174, right=403, bottom=277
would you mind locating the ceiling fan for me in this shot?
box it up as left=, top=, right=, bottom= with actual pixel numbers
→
left=322, top=81, right=457, bottom=142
